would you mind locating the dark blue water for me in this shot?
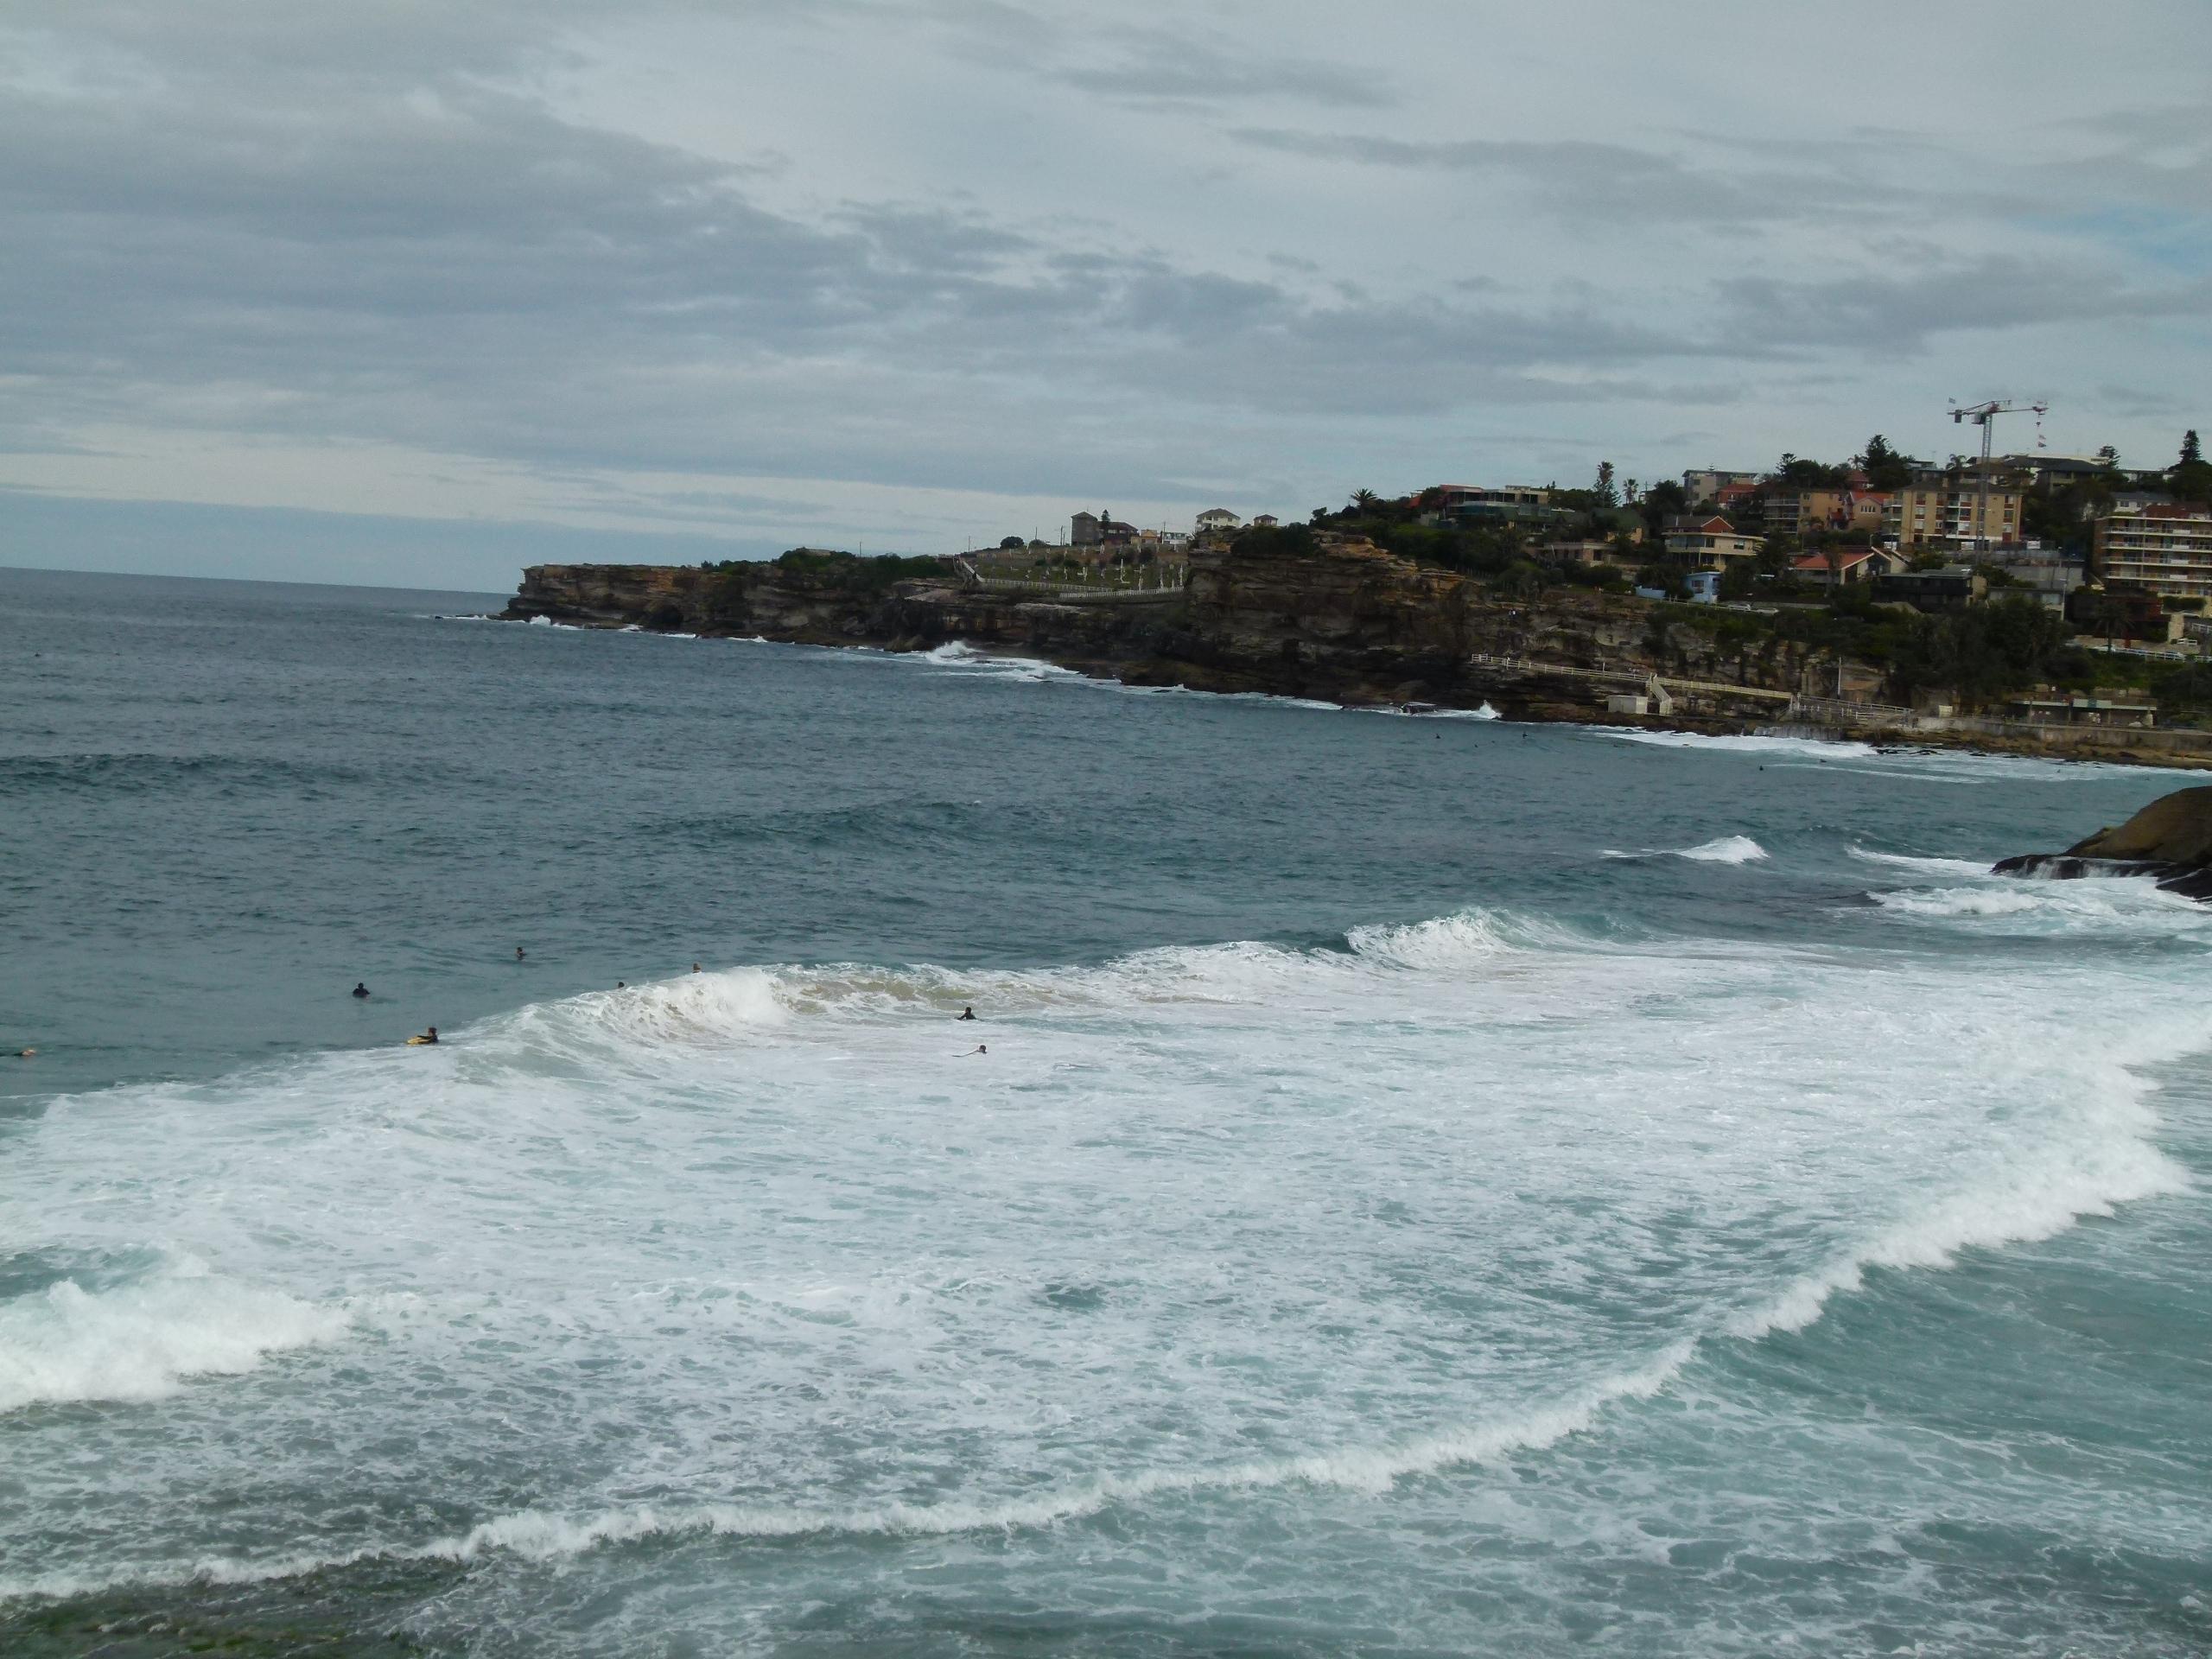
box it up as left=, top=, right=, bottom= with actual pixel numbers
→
left=2, top=566, right=2207, bottom=1656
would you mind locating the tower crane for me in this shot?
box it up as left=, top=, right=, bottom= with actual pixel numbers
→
left=1949, top=398, right=2047, bottom=552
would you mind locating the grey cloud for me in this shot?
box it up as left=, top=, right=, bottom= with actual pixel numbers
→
left=1231, top=128, right=1919, bottom=226
left=1061, top=28, right=1392, bottom=111
left=8, top=0, right=2205, bottom=536
left=1713, top=256, right=2212, bottom=355
left=0, top=36, right=1713, bottom=504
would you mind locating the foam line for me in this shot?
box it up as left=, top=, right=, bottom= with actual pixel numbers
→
left=0, top=1343, right=1692, bottom=1602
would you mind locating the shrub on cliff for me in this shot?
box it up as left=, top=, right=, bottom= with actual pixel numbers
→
left=1370, top=522, right=1521, bottom=579
left=1229, top=523, right=1317, bottom=557
left=1886, top=594, right=2072, bottom=709
left=772, top=549, right=949, bottom=592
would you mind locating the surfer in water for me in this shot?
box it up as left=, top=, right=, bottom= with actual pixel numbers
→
left=352, top=982, right=371, bottom=998
left=964, top=1044, right=987, bottom=1056
left=957, top=1006, right=976, bottom=1020
left=410, top=1027, right=438, bottom=1046
left=13, top=1046, right=34, bottom=1058
left=515, top=946, right=525, bottom=960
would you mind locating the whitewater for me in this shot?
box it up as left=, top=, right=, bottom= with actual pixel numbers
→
left=3, top=568, right=2209, bottom=1657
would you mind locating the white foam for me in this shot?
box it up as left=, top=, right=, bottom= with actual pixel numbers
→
left=1868, top=878, right=2209, bottom=934
left=0, top=1261, right=349, bottom=1414
left=1731, top=1047, right=2193, bottom=1340
left=904, top=640, right=1086, bottom=683
left=1346, top=908, right=1599, bottom=970
left=1679, top=835, right=1766, bottom=863
left=1601, top=835, right=1768, bottom=864
left=1596, top=724, right=2183, bottom=782
left=6, top=898, right=2206, bottom=1620
left=1599, top=728, right=1881, bottom=761
left=1847, top=847, right=1996, bottom=878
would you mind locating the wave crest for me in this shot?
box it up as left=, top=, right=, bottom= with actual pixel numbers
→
left=0, top=1260, right=348, bottom=1415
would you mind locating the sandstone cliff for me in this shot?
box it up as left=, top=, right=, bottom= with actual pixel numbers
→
left=500, top=538, right=1801, bottom=724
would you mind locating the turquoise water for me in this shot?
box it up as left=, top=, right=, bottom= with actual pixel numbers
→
left=3, top=566, right=2208, bottom=1656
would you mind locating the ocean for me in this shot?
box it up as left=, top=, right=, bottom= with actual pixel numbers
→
left=3, top=564, right=2208, bottom=1656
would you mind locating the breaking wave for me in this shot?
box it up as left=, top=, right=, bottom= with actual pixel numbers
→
left=0, top=1259, right=349, bottom=1415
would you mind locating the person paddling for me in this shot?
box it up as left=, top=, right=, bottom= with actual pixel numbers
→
left=957, top=1006, right=976, bottom=1021
left=352, top=982, right=370, bottom=999
left=408, top=1026, right=438, bottom=1046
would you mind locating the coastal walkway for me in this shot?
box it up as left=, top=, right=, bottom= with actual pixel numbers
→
left=1465, top=652, right=1794, bottom=705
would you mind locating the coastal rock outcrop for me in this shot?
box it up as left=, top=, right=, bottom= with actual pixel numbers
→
left=500, top=537, right=1799, bottom=726
left=1993, top=785, right=2212, bottom=899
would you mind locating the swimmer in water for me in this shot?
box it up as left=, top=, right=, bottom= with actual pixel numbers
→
left=965, top=1044, right=987, bottom=1056
left=414, top=1027, right=438, bottom=1045
left=692, top=963, right=702, bottom=973
left=14, top=1046, right=35, bottom=1058
left=957, top=1006, right=976, bottom=1020
left=352, top=982, right=370, bottom=998
left=516, top=946, right=525, bottom=960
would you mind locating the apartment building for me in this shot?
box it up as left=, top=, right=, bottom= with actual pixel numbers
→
left=1761, top=488, right=1849, bottom=539
left=2095, top=502, right=2212, bottom=600
left=1886, top=470, right=2026, bottom=551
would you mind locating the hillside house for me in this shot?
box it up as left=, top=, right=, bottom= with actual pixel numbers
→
left=1663, top=515, right=1764, bottom=569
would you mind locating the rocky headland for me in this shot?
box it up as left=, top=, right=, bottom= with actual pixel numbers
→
left=500, top=536, right=1803, bottom=728
left=497, top=535, right=2212, bottom=767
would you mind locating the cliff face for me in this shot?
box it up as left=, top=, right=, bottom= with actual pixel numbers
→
left=501, top=540, right=1796, bottom=721
left=502, top=560, right=921, bottom=641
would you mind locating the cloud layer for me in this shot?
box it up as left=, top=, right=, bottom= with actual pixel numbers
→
left=2, top=1, right=2208, bottom=583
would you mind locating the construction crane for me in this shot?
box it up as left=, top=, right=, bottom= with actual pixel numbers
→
left=1949, top=398, right=2047, bottom=552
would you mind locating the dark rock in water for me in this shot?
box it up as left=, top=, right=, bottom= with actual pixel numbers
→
left=1993, top=786, right=2212, bottom=900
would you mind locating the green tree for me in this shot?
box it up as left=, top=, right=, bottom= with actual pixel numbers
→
left=1859, top=434, right=1912, bottom=490
left=1594, top=461, right=1618, bottom=508
left=2172, top=430, right=2212, bottom=502
left=1638, top=478, right=1689, bottom=541
left=1349, top=487, right=1382, bottom=513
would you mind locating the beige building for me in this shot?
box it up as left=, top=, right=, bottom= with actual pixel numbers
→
left=1761, top=488, right=1848, bottom=540
left=2096, top=503, right=2212, bottom=600
left=1663, top=515, right=1764, bottom=569
left=1888, top=470, right=2026, bottom=550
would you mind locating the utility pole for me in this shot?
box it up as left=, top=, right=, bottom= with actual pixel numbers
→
left=1949, top=398, right=2047, bottom=553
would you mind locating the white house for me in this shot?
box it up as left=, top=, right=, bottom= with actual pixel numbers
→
left=1195, top=508, right=1243, bottom=533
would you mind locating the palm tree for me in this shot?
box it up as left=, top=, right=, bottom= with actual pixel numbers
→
left=1350, top=488, right=1381, bottom=513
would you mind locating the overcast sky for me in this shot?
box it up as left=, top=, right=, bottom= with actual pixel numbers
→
left=3, top=1, right=2209, bottom=590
